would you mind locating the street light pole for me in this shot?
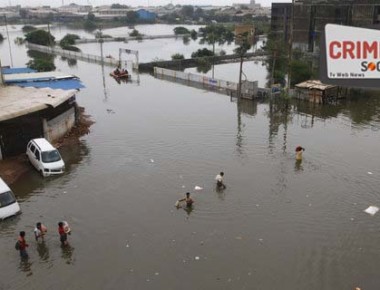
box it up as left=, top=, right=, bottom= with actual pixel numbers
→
left=4, top=15, right=13, bottom=67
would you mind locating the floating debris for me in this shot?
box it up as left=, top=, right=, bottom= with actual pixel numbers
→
left=368, top=172, right=373, bottom=175
left=195, top=256, right=200, bottom=260
left=155, top=272, right=159, bottom=276
left=235, top=236, right=243, bottom=240
left=150, top=159, right=154, bottom=163
left=182, top=185, right=185, bottom=188
left=194, top=186, right=203, bottom=191
left=364, top=205, right=379, bottom=216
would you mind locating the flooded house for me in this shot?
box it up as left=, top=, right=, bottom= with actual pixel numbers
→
left=0, top=68, right=83, bottom=160
left=294, top=80, right=343, bottom=104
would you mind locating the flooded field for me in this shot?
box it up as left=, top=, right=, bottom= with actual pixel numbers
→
left=1, top=25, right=380, bottom=290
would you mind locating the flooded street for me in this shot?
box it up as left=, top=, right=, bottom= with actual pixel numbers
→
left=1, top=25, right=380, bottom=290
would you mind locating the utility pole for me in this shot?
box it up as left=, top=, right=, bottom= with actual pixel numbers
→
left=287, top=0, right=295, bottom=92
left=4, top=16, right=13, bottom=67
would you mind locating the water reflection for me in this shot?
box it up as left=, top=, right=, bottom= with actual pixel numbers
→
left=61, top=244, right=75, bottom=265
left=18, top=259, right=33, bottom=276
left=294, top=160, right=303, bottom=172
left=11, top=141, right=90, bottom=200
left=215, top=185, right=226, bottom=200
left=36, top=241, right=50, bottom=263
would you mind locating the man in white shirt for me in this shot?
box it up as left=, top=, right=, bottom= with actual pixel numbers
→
left=34, top=222, right=47, bottom=242
left=215, top=172, right=226, bottom=189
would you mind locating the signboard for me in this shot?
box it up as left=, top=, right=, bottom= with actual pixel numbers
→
left=320, top=24, right=380, bottom=88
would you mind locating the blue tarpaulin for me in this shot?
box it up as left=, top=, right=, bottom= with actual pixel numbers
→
left=2, top=67, right=36, bottom=74
left=13, top=79, right=85, bottom=90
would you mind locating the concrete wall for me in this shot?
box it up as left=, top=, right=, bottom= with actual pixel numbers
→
left=43, top=107, right=76, bottom=143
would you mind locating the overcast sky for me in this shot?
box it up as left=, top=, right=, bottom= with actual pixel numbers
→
left=2, top=0, right=291, bottom=8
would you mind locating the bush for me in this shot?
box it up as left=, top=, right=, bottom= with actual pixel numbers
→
left=191, top=48, right=214, bottom=58
left=27, top=58, right=55, bottom=72
left=25, top=30, right=55, bottom=46
left=0, top=33, right=3, bottom=42
left=22, top=25, right=37, bottom=33
left=171, top=53, right=185, bottom=60
left=59, top=34, right=80, bottom=48
left=129, top=29, right=140, bottom=37
left=174, top=26, right=190, bottom=35
left=190, top=29, right=198, bottom=40
left=14, top=37, right=25, bottom=45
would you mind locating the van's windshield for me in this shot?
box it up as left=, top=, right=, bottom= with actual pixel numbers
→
left=42, top=150, right=61, bottom=163
left=0, top=191, right=16, bottom=208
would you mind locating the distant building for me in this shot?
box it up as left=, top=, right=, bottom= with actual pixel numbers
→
left=136, top=9, right=157, bottom=21
left=93, top=6, right=129, bottom=19
left=235, top=24, right=255, bottom=44
left=271, top=0, right=380, bottom=52
left=233, top=0, right=261, bottom=9
left=57, top=3, right=92, bottom=14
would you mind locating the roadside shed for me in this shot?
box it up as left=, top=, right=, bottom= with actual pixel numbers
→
left=294, top=80, right=341, bottom=104
left=0, top=86, right=77, bottom=159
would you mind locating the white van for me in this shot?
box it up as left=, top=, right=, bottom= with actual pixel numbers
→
left=26, top=138, right=65, bottom=177
left=0, top=178, right=21, bottom=220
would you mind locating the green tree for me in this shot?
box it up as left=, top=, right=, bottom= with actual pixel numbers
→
left=59, top=34, right=80, bottom=48
left=87, top=12, right=96, bottom=21
left=127, top=11, right=138, bottom=24
left=190, top=29, right=198, bottom=40
left=181, top=5, right=194, bottom=18
left=111, top=3, right=129, bottom=9
left=199, top=24, right=234, bottom=45
left=22, top=25, right=37, bottom=33
left=27, top=58, right=56, bottom=71
left=174, top=26, right=190, bottom=35
left=234, top=34, right=252, bottom=98
left=263, top=33, right=289, bottom=87
left=25, top=30, right=55, bottom=46
left=191, top=48, right=214, bottom=58
left=290, top=60, right=312, bottom=86
left=171, top=53, right=185, bottom=60
left=129, top=29, right=140, bottom=37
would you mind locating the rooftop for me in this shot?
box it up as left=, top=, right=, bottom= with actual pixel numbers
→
left=295, top=80, right=337, bottom=91
left=0, top=86, right=76, bottom=122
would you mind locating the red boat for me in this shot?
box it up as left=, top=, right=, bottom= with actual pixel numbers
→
left=110, top=72, right=129, bottom=79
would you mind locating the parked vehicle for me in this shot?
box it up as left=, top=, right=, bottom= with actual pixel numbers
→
left=0, top=178, right=21, bottom=220
left=26, top=138, right=65, bottom=177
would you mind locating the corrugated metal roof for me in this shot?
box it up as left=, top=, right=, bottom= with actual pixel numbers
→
left=295, top=80, right=337, bottom=91
left=4, top=72, right=76, bottom=84
left=0, top=86, right=76, bottom=122
left=1, top=67, right=37, bottom=74
left=15, top=79, right=85, bottom=90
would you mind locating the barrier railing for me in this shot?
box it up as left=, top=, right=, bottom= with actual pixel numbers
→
left=26, top=43, right=119, bottom=66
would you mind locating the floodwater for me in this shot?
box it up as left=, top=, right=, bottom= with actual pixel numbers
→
left=1, top=25, right=380, bottom=290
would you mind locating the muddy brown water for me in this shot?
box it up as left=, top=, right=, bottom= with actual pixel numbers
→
left=1, top=26, right=380, bottom=290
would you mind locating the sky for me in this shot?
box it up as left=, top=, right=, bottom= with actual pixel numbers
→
left=2, top=0, right=291, bottom=8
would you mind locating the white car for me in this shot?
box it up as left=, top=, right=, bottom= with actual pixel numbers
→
left=26, top=138, right=65, bottom=177
left=0, top=178, right=21, bottom=220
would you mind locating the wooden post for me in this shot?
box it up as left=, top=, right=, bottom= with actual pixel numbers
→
left=238, top=56, right=243, bottom=99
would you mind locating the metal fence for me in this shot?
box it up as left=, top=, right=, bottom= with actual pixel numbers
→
left=154, top=67, right=271, bottom=99
left=154, top=67, right=238, bottom=91
left=26, top=43, right=119, bottom=67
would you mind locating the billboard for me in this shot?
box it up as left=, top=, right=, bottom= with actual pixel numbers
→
left=320, top=24, right=380, bottom=88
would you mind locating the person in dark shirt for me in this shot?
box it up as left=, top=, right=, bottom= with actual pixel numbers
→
left=177, top=192, right=194, bottom=208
